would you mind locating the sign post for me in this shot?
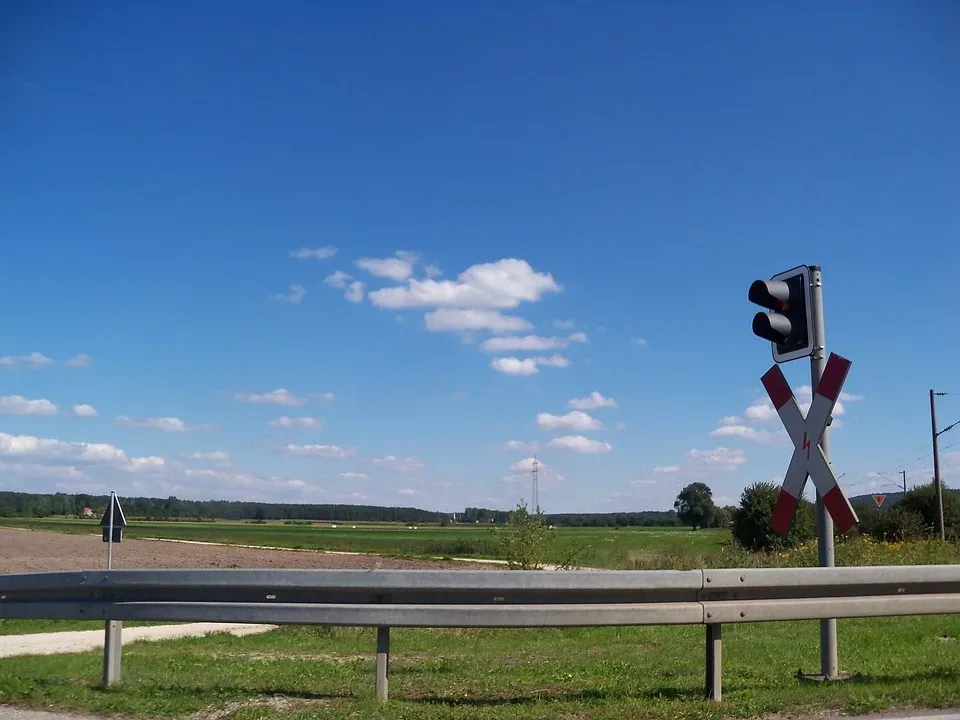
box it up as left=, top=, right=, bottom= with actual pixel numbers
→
left=99, top=492, right=127, bottom=686
left=750, top=265, right=857, bottom=681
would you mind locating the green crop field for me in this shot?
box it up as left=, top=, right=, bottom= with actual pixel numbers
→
left=0, top=516, right=729, bottom=569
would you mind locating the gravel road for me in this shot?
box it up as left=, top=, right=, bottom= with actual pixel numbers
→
left=0, top=622, right=275, bottom=659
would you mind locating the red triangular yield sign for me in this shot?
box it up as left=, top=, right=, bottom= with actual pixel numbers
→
left=872, top=494, right=886, bottom=508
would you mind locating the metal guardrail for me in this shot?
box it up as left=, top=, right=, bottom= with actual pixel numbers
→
left=3, top=566, right=960, bottom=702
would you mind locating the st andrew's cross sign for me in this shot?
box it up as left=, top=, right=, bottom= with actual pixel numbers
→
left=761, top=352, right=859, bottom=535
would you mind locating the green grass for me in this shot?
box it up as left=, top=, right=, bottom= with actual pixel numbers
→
left=2, top=618, right=960, bottom=719
left=0, top=517, right=728, bottom=568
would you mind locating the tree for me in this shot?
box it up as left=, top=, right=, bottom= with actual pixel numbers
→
left=731, top=481, right=815, bottom=552
left=674, top=482, right=716, bottom=529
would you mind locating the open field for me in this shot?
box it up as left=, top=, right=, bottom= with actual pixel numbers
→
left=3, top=618, right=960, bottom=719
left=0, top=517, right=728, bottom=568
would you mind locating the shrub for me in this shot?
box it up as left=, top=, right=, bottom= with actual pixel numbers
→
left=495, top=502, right=552, bottom=569
left=855, top=506, right=926, bottom=542
left=732, top=481, right=816, bottom=552
left=897, top=482, right=960, bottom=538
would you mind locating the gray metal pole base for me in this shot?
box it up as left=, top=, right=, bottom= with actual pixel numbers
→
left=376, top=626, right=390, bottom=702
left=103, top=620, right=122, bottom=686
left=706, top=624, right=721, bottom=701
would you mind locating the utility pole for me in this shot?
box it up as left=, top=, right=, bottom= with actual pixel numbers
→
left=930, top=390, right=946, bottom=541
left=808, top=265, right=837, bottom=680
left=901, top=470, right=907, bottom=495
left=531, top=456, right=540, bottom=511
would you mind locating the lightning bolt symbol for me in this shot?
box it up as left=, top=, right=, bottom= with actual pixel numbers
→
left=802, top=432, right=811, bottom=459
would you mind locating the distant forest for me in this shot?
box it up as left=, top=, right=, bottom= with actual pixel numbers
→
left=0, top=491, right=682, bottom=528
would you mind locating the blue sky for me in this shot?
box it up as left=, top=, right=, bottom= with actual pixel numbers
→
left=2, top=2, right=958, bottom=513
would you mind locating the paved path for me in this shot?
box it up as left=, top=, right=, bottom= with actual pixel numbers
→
left=0, top=623, right=275, bottom=659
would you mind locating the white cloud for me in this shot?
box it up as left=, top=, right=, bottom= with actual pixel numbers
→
left=451, top=391, right=470, bottom=400
left=536, top=410, right=603, bottom=432
left=290, top=246, right=338, bottom=260
left=184, top=451, right=230, bottom=462
left=0, top=460, right=88, bottom=481
left=324, top=270, right=352, bottom=289
left=553, top=319, right=576, bottom=330
left=267, top=416, right=325, bottom=429
left=0, top=395, right=58, bottom=416
left=397, top=488, right=419, bottom=496
left=270, top=284, right=307, bottom=304
left=481, top=333, right=586, bottom=353
left=124, top=457, right=167, bottom=473
left=653, top=465, right=680, bottom=474
left=687, top=447, right=746, bottom=471
left=65, top=353, right=93, bottom=368
left=546, top=435, right=613, bottom=453
left=113, top=416, right=207, bottom=432
left=491, top=355, right=570, bottom=376
left=355, top=253, right=418, bottom=282
left=510, top=457, right=540, bottom=472
left=368, top=258, right=561, bottom=310
left=424, top=264, right=443, bottom=278
left=345, top=281, right=365, bottom=303
left=425, top=309, right=533, bottom=334
left=234, top=388, right=333, bottom=406
left=503, top=457, right=565, bottom=487
left=282, top=444, right=355, bottom=459
left=629, top=479, right=657, bottom=487
left=503, top=440, right=540, bottom=452
left=370, top=455, right=425, bottom=472
left=631, top=337, right=648, bottom=347
left=568, top=391, right=619, bottom=410
left=0, top=352, right=54, bottom=370
left=615, top=421, right=628, bottom=430
left=710, top=424, right=783, bottom=444
left=0, top=431, right=163, bottom=473
left=71, top=404, right=98, bottom=418
left=340, top=471, right=368, bottom=480
left=335, top=492, right=368, bottom=501
left=716, top=384, right=864, bottom=443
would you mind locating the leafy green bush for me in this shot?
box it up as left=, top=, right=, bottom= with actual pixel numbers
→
left=731, top=482, right=816, bottom=552
left=855, top=506, right=926, bottom=542
left=897, top=482, right=960, bottom=538
left=495, top=502, right=552, bottom=569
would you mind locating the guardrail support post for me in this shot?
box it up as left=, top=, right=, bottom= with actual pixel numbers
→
left=705, top=623, right=721, bottom=702
left=103, top=620, right=123, bottom=686
left=376, top=626, right=390, bottom=702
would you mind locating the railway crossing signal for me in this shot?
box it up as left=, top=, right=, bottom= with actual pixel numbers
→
left=748, top=265, right=814, bottom=363
left=762, top=353, right=859, bottom=535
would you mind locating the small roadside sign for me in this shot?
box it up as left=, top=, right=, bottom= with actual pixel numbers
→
left=872, top=494, right=886, bottom=509
left=100, top=493, right=127, bottom=544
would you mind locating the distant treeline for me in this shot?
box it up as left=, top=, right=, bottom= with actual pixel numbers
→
left=0, top=491, right=681, bottom=527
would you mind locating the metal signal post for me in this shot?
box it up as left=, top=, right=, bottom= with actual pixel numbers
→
left=748, top=264, right=847, bottom=680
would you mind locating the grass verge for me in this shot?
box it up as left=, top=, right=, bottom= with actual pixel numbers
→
left=1, top=618, right=960, bottom=719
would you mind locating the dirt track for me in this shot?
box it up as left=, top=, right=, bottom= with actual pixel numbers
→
left=0, top=528, right=481, bottom=573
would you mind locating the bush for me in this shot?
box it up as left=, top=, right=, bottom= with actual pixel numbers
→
left=855, top=506, right=926, bottom=542
left=897, top=482, right=960, bottom=538
left=732, top=482, right=816, bottom=552
left=495, top=502, right=552, bottom=569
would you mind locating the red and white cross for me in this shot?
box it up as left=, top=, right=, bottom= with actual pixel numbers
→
left=761, top=352, right=859, bottom=536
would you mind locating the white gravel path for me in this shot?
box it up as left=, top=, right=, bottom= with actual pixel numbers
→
left=0, top=623, right=275, bottom=659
